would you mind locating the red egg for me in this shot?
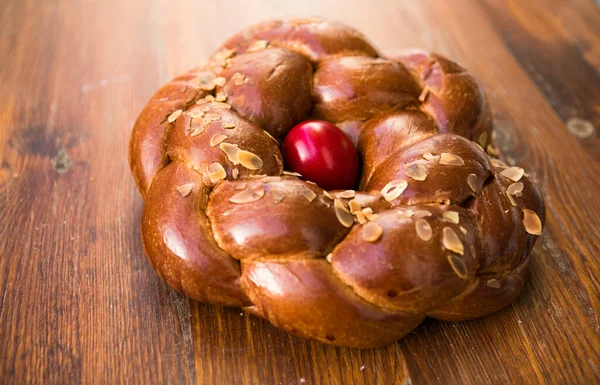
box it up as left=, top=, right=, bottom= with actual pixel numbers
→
left=282, top=120, right=359, bottom=191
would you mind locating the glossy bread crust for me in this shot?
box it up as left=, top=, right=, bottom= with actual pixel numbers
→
left=129, top=17, right=545, bottom=348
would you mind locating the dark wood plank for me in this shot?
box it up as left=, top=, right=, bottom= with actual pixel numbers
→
left=480, top=0, right=600, bottom=161
left=1, top=0, right=599, bottom=384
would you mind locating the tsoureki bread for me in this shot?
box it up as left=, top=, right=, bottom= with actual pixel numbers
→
left=129, top=18, right=545, bottom=348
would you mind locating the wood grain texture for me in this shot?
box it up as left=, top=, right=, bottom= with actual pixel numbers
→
left=1, top=0, right=599, bottom=384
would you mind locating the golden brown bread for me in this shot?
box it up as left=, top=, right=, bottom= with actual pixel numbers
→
left=129, top=17, right=545, bottom=348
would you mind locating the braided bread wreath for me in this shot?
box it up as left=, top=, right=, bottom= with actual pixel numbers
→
left=129, top=18, right=546, bottom=348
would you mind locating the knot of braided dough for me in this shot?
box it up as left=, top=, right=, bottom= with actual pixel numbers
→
left=129, top=18, right=545, bottom=348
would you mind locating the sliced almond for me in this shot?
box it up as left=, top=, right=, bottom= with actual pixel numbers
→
left=522, top=209, right=542, bottom=235
left=404, top=163, right=427, bottom=181
left=440, top=153, right=465, bottom=166
left=212, top=48, right=234, bottom=62
left=339, top=190, right=356, bottom=199
left=197, top=72, right=217, bottom=90
left=189, top=77, right=201, bottom=88
left=263, top=130, right=279, bottom=144
left=176, top=183, right=194, bottom=197
left=229, top=185, right=265, bottom=204
left=283, top=170, right=302, bottom=177
left=486, top=279, right=501, bottom=288
left=362, top=222, right=383, bottom=242
left=415, top=219, right=432, bottom=241
left=486, top=144, right=500, bottom=156
left=507, top=191, right=517, bottom=206
left=418, top=86, right=430, bottom=102
left=261, top=176, right=281, bottom=183
left=478, top=131, right=488, bottom=147
left=467, top=174, right=479, bottom=193
left=211, top=102, right=231, bottom=110
left=443, top=211, right=460, bottom=224
left=203, top=118, right=219, bottom=128
left=507, top=182, right=524, bottom=197
left=196, top=100, right=212, bottom=110
left=381, top=179, right=408, bottom=202
left=220, top=143, right=240, bottom=164
left=167, top=109, right=183, bottom=123
left=215, top=91, right=228, bottom=102
left=187, top=109, right=205, bottom=119
left=334, top=199, right=354, bottom=228
left=326, top=253, right=333, bottom=263
left=247, top=40, right=268, bottom=52
left=231, top=72, right=245, bottom=86
left=302, top=189, right=317, bottom=202
left=210, top=134, right=228, bottom=147
left=397, top=209, right=414, bottom=219
left=232, top=168, right=239, bottom=179
left=413, top=210, right=432, bottom=219
left=490, top=159, right=509, bottom=169
left=190, top=119, right=205, bottom=136
left=237, top=150, right=263, bottom=170
left=204, top=112, right=221, bottom=122
left=460, top=226, right=468, bottom=235
left=567, top=118, right=595, bottom=139
left=442, top=227, right=464, bottom=255
left=208, top=162, right=226, bottom=184
left=447, top=254, right=468, bottom=279
left=222, top=121, right=236, bottom=129
left=355, top=211, right=367, bottom=224
left=271, top=189, right=286, bottom=203
left=214, top=77, right=227, bottom=87
left=319, top=195, right=333, bottom=207
left=500, top=166, right=524, bottom=182
left=362, top=207, right=378, bottom=221
left=423, top=151, right=435, bottom=161
left=349, top=199, right=362, bottom=214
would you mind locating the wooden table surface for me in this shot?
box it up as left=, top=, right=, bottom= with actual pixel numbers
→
left=1, top=0, right=600, bottom=384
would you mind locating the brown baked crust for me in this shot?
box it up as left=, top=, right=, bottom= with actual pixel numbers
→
left=129, top=17, right=545, bottom=348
